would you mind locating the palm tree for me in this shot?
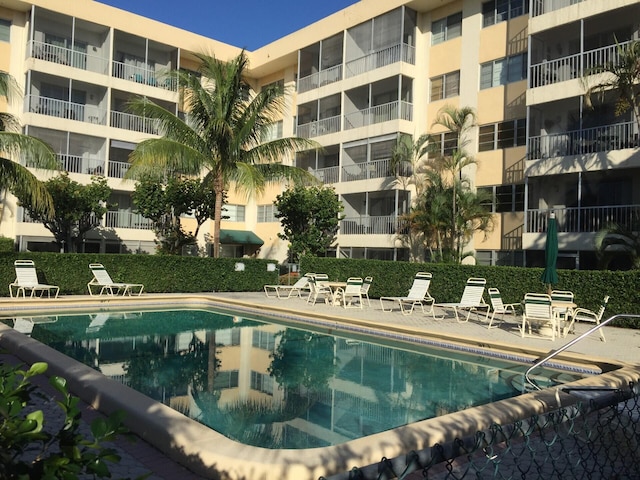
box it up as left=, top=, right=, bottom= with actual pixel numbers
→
left=126, top=52, right=315, bottom=257
left=390, top=132, right=433, bottom=198
left=430, top=105, right=478, bottom=261
left=584, top=39, right=640, bottom=130
left=0, top=71, right=57, bottom=215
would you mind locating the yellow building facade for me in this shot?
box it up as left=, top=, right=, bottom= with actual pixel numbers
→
left=1, top=0, right=638, bottom=268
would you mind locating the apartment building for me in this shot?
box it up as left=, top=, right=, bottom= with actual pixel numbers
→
left=1, top=0, right=638, bottom=268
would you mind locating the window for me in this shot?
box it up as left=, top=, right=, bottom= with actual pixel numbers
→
left=251, top=371, right=274, bottom=395
left=480, top=52, right=527, bottom=89
left=261, top=79, right=284, bottom=92
left=432, top=12, right=462, bottom=45
left=213, top=370, right=239, bottom=389
left=257, top=204, right=279, bottom=223
left=223, top=205, right=245, bottom=222
left=482, top=0, right=528, bottom=27
left=429, top=131, right=458, bottom=158
left=478, top=184, right=524, bottom=212
left=0, top=19, right=10, bottom=43
left=478, top=119, right=526, bottom=151
left=430, top=71, right=460, bottom=101
left=252, top=330, right=276, bottom=350
left=261, top=121, right=283, bottom=142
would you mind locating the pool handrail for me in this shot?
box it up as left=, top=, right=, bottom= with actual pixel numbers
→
left=525, top=313, right=640, bottom=391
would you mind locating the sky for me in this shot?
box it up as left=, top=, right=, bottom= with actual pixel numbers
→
left=97, top=0, right=359, bottom=51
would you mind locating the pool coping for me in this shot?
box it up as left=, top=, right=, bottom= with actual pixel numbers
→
left=1, top=293, right=638, bottom=480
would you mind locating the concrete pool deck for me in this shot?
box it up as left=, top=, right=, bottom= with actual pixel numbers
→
left=1, top=292, right=639, bottom=479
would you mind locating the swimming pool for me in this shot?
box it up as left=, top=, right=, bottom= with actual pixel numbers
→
left=0, top=293, right=632, bottom=480
left=5, top=307, right=586, bottom=449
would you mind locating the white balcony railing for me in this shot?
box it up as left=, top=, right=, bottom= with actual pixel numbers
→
left=530, top=40, right=633, bottom=88
left=298, top=64, right=343, bottom=93
left=28, top=39, right=109, bottom=74
left=58, top=154, right=105, bottom=175
left=308, top=166, right=340, bottom=184
left=527, top=205, right=640, bottom=233
left=104, top=211, right=154, bottom=230
left=111, top=61, right=177, bottom=91
left=531, top=0, right=585, bottom=17
left=25, top=95, right=105, bottom=124
left=110, top=111, right=160, bottom=134
left=296, top=115, right=341, bottom=138
left=107, top=161, right=131, bottom=179
left=344, top=101, right=412, bottom=130
left=345, top=43, right=415, bottom=78
left=528, top=121, right=637, bottom=159
left=340, top=215, right=407, bottom=235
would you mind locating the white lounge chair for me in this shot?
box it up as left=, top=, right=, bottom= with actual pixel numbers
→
left=521, top=293, right=556, bottom=341
left=487, top=287, right=519, bottom=329
left=86, top=313, right=110, bottom=333
left=333, top=277, right=364, bottom=309
left=87, top=263, right=144, bottom=296
left=435, top=277, right=489, bottom=323
left=380, top=272, right=435, bottom=316
left=563, top=295, right=609, bottom=342
left=9, top=259, right=60, bottom=298
left=307, top=275, right=333, bottom=305
left=264, top=275, right=311, bottom=299
left=360, top=276, right=373, bottom=307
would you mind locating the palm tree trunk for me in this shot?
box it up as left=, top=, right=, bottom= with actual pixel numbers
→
left=212, top=173, right=224, bottom=258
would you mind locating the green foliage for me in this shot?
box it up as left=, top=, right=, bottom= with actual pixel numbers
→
left=274, top=185, right=343, bottom=262
left=0, top=236, right=14, bottom=253
left=20, top=173, right=111, bottom=253
left=0, top=252, right=279, bottom=295
left=594, top=224, right=640, bottom=270
left=133, top=175, right=218, bottom=255
left=0, top=361, right=143, bottom=479
left=299, top=256, right=640, bottom=328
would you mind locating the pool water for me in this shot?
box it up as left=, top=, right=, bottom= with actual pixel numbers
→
left=8, top=308, right=587, bottom=449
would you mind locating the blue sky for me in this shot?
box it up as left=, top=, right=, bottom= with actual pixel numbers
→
left=97, top=0, right=358, bottom=51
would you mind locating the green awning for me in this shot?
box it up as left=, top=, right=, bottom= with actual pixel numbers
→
left=219, top=229, right=264, bottom=246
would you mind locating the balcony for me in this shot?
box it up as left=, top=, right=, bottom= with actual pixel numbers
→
left=340, top=215, right=407, bottom=235
left=107, top=161, right=131, bottom=179
left=531, top=0, right=586, bottom=17
left=530, top=40, right=633, bottom=88
left=112, top=61, right=177, bottom=91
left=344, top=43, right=415, bottom=79
left=298, top=65, right=343, bottom=93
left=58, top=154, right=105, bottom=175
left=104, top=211, right=154, bottom=230
left=110, top=111, right=159, bottom=134
left=309, top=166, right=340, bottom=184
left=526, top=205, right=640, bottom=233
left=296, top=115, right=341, bottom=138
left=340, top=158, right=404, bottom=182
left=26, top=95, right=106, bottom=125
left=344, top=101, right=412, bottom=130
left=528, top=121, right=638, bottom=160
left=28, top=40, right=109, bottom=75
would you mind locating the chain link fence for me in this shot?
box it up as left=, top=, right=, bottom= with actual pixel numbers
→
left=322, top=380, right=640, bottom=480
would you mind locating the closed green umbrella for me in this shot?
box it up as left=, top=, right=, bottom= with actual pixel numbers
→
left=541, top=212, right=558, bottom=291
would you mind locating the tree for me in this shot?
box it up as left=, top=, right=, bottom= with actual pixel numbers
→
left=0, top=71, right=58, bottom=215
left=132, top=175, right=218, bottom=255
left=274, top=184, right=343, bottom=262
left=125, top=51, right=315, bottom=258
left=595, top=224, right=640, bottom=270
left=585, top=39, right=640, bottom=130
left=390, top=132, right=433, bottom=198
left=21, top=173, right=111, bottom=252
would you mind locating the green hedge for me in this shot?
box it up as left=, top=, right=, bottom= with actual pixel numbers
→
left=300, top=257, right=640, bottom=328
left=0, top=253, right=279, bottom=296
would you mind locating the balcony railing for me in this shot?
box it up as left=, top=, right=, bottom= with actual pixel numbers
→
left=530, top=40, right=633, bottom=88
left=25, top=95, right=105, bottom=124
left=526, top=205, right=640, bottom=233
left=104, top=211, right=154, bottom=230
left=340, top=215, right=407, bottom=235
left=531, top=0, right=585, bottom=17
left=298, top=64, right=343, bottom=93
left=107, top=161, right=131, bottom=179
left=58, top=154, right=105, bottom=175
left=308, top=166, right=340, bottom=184
left=344, top=101, right=412, bottom=130
left=28, top=40, right=109, bottom=74
left=110, top=111, right=160, bottom=134
left=296, top=115, right=341, bottom=138
left=112, top=61, right=177, bottom=91
left=345, top=43, right=415, bottom=78
left=528, top=121, right=638, bottom=160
